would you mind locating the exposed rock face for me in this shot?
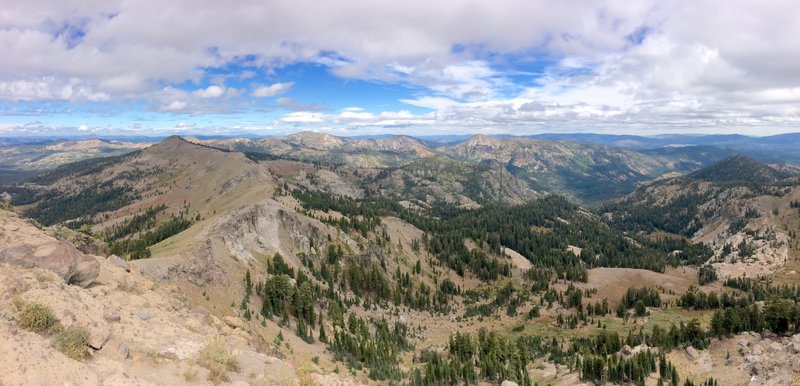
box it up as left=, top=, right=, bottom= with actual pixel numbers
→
left=132, top=198, right=339, bottom=289
left=209, top=199, right=328, bottom=263
left=740, top=334, right=800, bottom=384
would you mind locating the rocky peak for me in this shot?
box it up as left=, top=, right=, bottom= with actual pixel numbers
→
left=284, top=131, right=344, bottom=150
left=463, top=133, right=501, bottom=147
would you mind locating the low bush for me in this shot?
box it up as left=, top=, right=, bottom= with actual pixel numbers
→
left=55, top=325, right=90, bottom=360
left=17, top=300, right=59, bottom=334
left=199, top=339, right=240, bottom=384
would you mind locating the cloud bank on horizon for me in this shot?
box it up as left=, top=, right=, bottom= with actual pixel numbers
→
left=1, top=0, right=800, bottom=137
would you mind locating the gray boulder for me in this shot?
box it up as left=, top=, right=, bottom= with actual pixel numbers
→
left=132, top=310, right=150, bottom=321
left=0, top=240, right=99, bottom=287
left=686, top=346, right=701, bottom=360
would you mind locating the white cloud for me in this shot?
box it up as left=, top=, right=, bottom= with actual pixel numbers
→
left=193, top=85, right=226, bottom=98
left=3, top=0, right=800, bottom=134
left=281, top=111, right=324, bottom=123
left=160, top=100, right=188, bottom=112
left=251, top=82, right=294, bottom=97
left=98, top=74, right=147, bottom=93
left=0, top=78, right=110, bottom=102
left=399, top=96, right=459, bottom=110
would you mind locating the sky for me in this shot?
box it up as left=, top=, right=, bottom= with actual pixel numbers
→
left=2, top=0, right=800, bottom=137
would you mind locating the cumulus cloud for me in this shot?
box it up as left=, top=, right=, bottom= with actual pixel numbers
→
left=193, top=85, right=226, bottom=98
left=251, top=82, right=294, bottom=97
left=160, top=100, right=188, bottom=112
left=0, top=0, right=660, bottom=100
left=0, top=78, right=110, bottom=102
left=2, top=0, right=800, bottom=134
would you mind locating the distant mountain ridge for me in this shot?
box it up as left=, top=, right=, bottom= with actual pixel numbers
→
left=0, top=138, right=150, bottom=171
left=187, top=133, right=676, bottom=202
left=687, top=155, right=790, bottom=185
left=5, top=131, right=800, bottom=202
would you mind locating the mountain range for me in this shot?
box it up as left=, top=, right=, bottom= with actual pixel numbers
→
left=3, top=133, right=800, bottom=385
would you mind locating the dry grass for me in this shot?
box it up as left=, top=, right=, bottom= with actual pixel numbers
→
left=55, top=325, right=90, bottom=360
left=183, top=367, right=199, bottom=382
left=34, top=271, right=55, bottom=282
left=198, top=338, right=239, bottom=384
left=14, top=299, right=91, bottom=361
left=16, top=300, right=59, bottom=334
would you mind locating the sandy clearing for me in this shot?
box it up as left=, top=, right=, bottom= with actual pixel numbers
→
left=503, top=246, right=532, bottom=270
left=574, top=267, right=698, bottom=308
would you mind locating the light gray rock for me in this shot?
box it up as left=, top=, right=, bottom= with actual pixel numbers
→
left=767, top=341, right=783, bottom=353
left=534, top=362, right=557, bottom=380
left=222, top=316, right=244, bottom=329
left=87, top=325, right=110, bottom=349
left=686, top=346, right=701, bottom=360
left=131, top=310, right=149, bottom=321
left=793, top=357, right=800, bottom=371
left=501, top=381, right=519, bottom=386
left=117, top=342, right=130, bottom=359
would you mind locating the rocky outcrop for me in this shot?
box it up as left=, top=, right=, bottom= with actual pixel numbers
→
left=207, top=198, right=330, bottom=263
left=740, top=332, right=800, bottom=384
left=0, top=211, right=100, bottom=287
left=132, top=198, right=339, bottom=287
left=15, top=242, right=98, bottom=287
left=45, top=225, right=109, bottom=256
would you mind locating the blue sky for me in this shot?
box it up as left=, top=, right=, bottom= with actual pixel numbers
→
left=2, top=1, right=800, bottom=137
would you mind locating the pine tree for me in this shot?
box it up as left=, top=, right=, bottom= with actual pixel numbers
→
left=244, top=269, right=253, bottom=297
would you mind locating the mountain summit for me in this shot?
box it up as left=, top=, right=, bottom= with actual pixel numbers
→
left=688, top=155, right=787, bottom=185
